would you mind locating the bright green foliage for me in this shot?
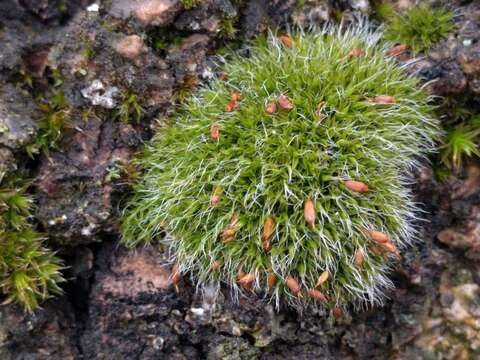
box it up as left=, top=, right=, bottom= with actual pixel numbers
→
left=121, top=27, right=439, bottom=310
left=441, top=117, right=480, bottom=170
left=181, top=0, right=201, bottom=9
left=115, top=92, right=145, bottom=123
left=384, top=4, right=454, bottom=53
left=372, top=1, right=395, bottom=22
left=218, top=19, right=237, bottom=39
left=26, top=89, right=71, bottom=157
left=0, top=175, right=64, bottom=312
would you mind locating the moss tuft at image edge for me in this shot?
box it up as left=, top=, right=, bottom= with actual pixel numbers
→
left=383, top=4, right=455, bottom=53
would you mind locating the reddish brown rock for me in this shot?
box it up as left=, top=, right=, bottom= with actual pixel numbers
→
left=134, top=0, right=182, bottom=27
left=113, top=34, right=146, bottom=63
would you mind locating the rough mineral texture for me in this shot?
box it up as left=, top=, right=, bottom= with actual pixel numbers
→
left=1, top=0, right=480, bottom=359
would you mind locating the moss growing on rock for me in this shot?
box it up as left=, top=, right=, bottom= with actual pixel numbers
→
left=384, top=4, right=455, bottom=53
left=0, top=175, right=64, bottom=312
left=121, top=26, right=439, bottom=311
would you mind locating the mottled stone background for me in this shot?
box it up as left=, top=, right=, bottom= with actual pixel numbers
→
left=1, top=0, right=480, bottom=359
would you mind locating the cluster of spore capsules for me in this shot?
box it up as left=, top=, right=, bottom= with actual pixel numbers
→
left=121, top=27, right=439, bottom=314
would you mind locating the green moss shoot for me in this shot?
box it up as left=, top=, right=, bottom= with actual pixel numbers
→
left=441, top=116, right=480, bottom=170
left=0, top=175, right=64, bottom=312
left=384, top=4, right=455, bottom=53
left=121, top=26, right=439, bottom=311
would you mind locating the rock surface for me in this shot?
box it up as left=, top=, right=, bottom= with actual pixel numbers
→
left=1, top=0, right=480, bottom=359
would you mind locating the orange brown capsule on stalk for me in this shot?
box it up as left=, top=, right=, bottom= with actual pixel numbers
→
left=373, top=95, right=396, bottom=104
left=218, top=72, right=228, bottom=81
left=171, top=262, right=181, bottom=292
left=230, top=91, right=242, bottom=102
left=354, top=248, right=364, bottom=269
left=279, top=35, right=293, bottom=48
left=210, top=194, right=220, bottom=206
left=343, top=180, right=369, bottom=193
left=222, top=214, right=240, bottom=243
left=238, top=272, right=256, bottom=286
left=229, top=213, right=240, bottom=229
left=366, top=230, right=390, bottom=244
left=333, top=306, right=343, bottom=320
left=211, top=260, right=222, bottom=271
left=285, top=276, right=302, bottom=297
left=222, top=228, right=236, bottom=243
left=210, top=123, right=220, bottom=141
left=304, top=198, right=316, bottom=228
left=316, top=101, right=326, bottom=116
left=386, top=44, right=409, bottom=57
left=210, top=186, right=221, bottom=207
left=237, top=268, right=246, bottom=281
left=225, top=99, right=238, bottom=112
left=307, top=288, right=328, bottom=301
left=348, top=48, right=365, bottom=58
left=267, top=272, right=277, bottom=290
left=265, top=101, right=277, bottom=114
left=278, top=95, right=294, bottom=111
left=316, top=271, right=329, bottom=287
left=380, top=241, right=401, bottom=257
left=370, top=244, right=387, bottom=257
left=261, top=216, right=275, bottom=252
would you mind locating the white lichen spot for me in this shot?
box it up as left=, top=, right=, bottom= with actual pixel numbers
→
left=81, top=223, right=97, bottom=236
left=201, top=67, right=214, bottom=80
left=81, top=80, right=119, bottom=109
left=87, top=3, right=99, bottom=12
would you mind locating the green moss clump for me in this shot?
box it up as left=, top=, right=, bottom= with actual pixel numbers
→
left=0, top=175, right=64, bottom=312
left=181, top=0, right=201, bottom=9
left=372, top=1, right=395, bottom=22
left=115, top=92, right=145, bottom=123
left=441, top=116, right=480, bottom=170
left=121, top=27, right=439, bottom=311
left=384, top=4, right=455, bottom=53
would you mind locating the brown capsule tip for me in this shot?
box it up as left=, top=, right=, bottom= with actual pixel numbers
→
left=210, top=123, right=220, bottom=141
left=237, top=269, right=246, bottom=281
left=230, top=91, right=242, bottom=102
left=316, top=271, right=330, bottom=288
left=265, top=101, right=277, bottom=114
left=367, top=230, right=390, bottom=244
left=210, top=194, right=220, bottom=207
left=370, top=244, right=387, bottom=257
left=211, top=260, right=222, bottom=271
left=354, top=248, right=364, bottom=269
left=279, top=35, right=294, bottom=48
left=225, top=99, right=238, bottom=112
left=238, top=272, right=256, bottom=286
left=285, top=276, right=301, bottom=295
left=267, top=272, right=277, bottom=290
left=373, top=95, right=396, bottom=104
left=304, top=198, right=316, bottom=227
left=262, top=217, right=276, bottom=242
left=348, top=48, right=365, bottom=58
left=316, top=101, right=326, bottom=115
left=381, top=241, right=401, bottom=257
left=221, top=228, right=236, bottom=243
left=262, top=240, right=272, bottom=253
left=277, top=95, right=294, bottom=110
left=218, top=72, right=228, bottom=81
left=333, top=306, right=343, bottom=320
left=386, top=44, right=409, bottom=57
left=307, top=289, right=328, bottom=301
left=343, top=180, right=369, bottom=193
left=229, top=213, right=240, bottom=229
left=171, top=263, right=181, bottom=286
